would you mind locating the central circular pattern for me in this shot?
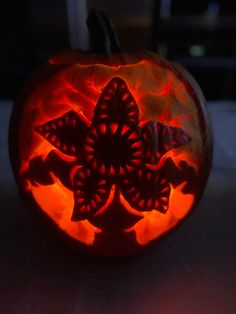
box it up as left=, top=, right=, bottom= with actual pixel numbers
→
left=84, top=123, right=143, bottom=176
left=95, top=132, right=132, bottom=163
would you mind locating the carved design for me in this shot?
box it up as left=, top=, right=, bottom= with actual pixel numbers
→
left=36, top=110, right=88, bottom=157
left=26, top=77, right=193, bottom=222
left=84, top=123, right=143, bottom=176
left=120, top=169, right=170, bottom=213
left=72, top=167, right=111, bottom=221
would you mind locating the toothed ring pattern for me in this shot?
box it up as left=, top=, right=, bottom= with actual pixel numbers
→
left=34, top=77, right=191, bottom=221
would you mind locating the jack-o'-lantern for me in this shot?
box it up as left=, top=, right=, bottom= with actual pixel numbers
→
left=9, top=14, right=212, bottom=256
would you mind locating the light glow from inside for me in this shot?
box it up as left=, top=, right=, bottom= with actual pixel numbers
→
left=18, top=57, right=203, bottom=248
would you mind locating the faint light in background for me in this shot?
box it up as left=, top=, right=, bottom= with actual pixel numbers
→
left=66, top=0, right=89, bottom=50
left=189, top=45, right=206, bottom=57
left=207, top=0, right=220, bottom=17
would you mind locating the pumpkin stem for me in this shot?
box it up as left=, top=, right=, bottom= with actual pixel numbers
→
left=87, top=10, right=121, bottom=54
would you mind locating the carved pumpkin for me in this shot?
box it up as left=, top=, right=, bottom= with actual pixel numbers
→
left=9, top=49, right=212, bottom=255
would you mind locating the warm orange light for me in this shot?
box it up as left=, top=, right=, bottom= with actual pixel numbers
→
left=12, top=50, right=210, bottom=254
left=31, top=176, right=101, bottom=245
left=125, top=182, right=194, bottom=245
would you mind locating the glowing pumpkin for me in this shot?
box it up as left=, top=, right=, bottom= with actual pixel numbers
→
left=9, top=49, right=212, bottom=255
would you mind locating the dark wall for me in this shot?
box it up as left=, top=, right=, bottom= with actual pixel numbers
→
left=0, top=0, right=236, bottom=99
left=0, top=0, right=68, bottom=98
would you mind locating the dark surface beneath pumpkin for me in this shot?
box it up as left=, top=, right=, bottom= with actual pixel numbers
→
left=0, top=100, right=235, bottom=314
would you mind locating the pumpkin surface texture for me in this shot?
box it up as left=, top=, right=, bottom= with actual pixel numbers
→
left=9, top=50, right=212, bottom=255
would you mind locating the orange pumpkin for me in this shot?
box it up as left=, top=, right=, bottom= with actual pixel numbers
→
left=9, top=49, right=212, bottom=255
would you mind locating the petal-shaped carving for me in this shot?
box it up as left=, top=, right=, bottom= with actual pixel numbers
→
left=71, top=167, right=112, bottom=221
left=120, top=169, right=171, bottom=213
left=88, top=187, right=143, bottom=231
left=92, top=77, right=139, bottom=125
left=36, top=110, right=89, bottom=156
left=142, top=121, right=191, bottom=162
left=141, top=121, right=159, bottom=165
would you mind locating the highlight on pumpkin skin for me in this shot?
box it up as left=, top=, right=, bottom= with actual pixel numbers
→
left=18, top=58, right=203, bottom=248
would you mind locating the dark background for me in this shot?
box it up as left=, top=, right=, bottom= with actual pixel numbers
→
left=0, top=1, right=236, bottom=313
left=1, top=0, right=236, bottom=99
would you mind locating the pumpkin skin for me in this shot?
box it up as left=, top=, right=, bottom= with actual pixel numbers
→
left=9, top=50, right=212, bottom=256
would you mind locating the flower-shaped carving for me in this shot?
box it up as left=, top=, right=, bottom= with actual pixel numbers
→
left=29, top=77, right=191, bottom=221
